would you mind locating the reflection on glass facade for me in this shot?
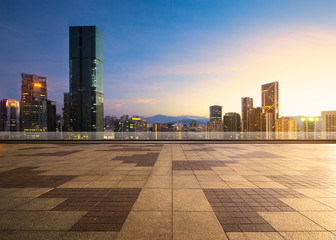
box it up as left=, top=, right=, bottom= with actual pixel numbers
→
left=261, top=81, right=279, bottom=132
left=241, top=97, right=253, bottom=132
left=69, top=26, right=103, bottom=132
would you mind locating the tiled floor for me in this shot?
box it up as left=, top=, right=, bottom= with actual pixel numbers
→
left=0, top=143, right=336, bottom=239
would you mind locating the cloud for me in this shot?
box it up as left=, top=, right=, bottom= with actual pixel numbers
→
left=134, top=98, right=156, bottom=104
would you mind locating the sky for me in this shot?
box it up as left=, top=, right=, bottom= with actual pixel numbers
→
left=1, top=0, right=336, bottom=118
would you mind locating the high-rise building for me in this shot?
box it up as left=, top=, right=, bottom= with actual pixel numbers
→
left=20, top=73, right=48, bottom=132
left=223, top=112, right=241, bottom=132
left=69, top=26, right=103, bottom=132
left=301, top=117, right=319, bottom=139
left=210, top=105, right=222, bottom=123
left=62, top=93, right=70, bottom=131
left=47, top=100, right=56, bottom=132
left=321, top=111, right=336, bottom=139
left=208, top=105, right=223, bottom=132
left=0, top=99, right=20, bottom=131
left=275, top=117, right=297, bottom=139
left=261, top=81, right=279, bottom=133
left=249, top=107, right=262, bottom=132
left=241, top=97, right=253, bottom=132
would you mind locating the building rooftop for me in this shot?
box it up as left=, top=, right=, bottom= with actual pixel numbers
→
left=0, top=143, right=335, bottom=239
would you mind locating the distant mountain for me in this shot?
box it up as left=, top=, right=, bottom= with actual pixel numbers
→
left=140, top=114, right=209, bottom=124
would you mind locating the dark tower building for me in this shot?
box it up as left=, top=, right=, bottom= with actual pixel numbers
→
left=241, top=97, right=253, bottom=132
left=47, top=100, right=56, bottom=132
left=62, top=93, right=70, bottom=131
left=249, top=107, right=262, bottom=132
left=223, top=112, right=241, bottom=132
left=261, top=81, right=279, bottom=132
left=20, top=73, right=48, bottom=132
left=69, top=26, right=103, bottom=132
left=0, top=99, right=20, bottom=131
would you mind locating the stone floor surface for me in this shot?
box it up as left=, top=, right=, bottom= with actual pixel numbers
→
left=0, top=143, right=336, bottom=239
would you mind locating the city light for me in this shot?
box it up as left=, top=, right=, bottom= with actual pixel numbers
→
left=34, top=83, right=42, bottom=87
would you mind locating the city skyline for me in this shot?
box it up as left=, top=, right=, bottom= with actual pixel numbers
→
left=1, top=1, right=336, bottom=117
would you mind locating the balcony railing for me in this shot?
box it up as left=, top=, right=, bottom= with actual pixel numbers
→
left=0, top=132, right=335, bottom=140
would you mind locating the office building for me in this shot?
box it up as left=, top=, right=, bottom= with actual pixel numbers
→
left=301, top=117, right=319, bottom=139
left=276, top=117, right=297, bottom=139
left=208, top=105, right=223, bottom=132
left=20, top=73, right=48, bottom=132
left=249, top=107, right=262, bottom=132
left=223, top=112, right=241, bottom=132
left=62, top=93, right=70, bottom=131
left=0, top=99, right=20, bottom=131
left=47, top=100, right=56, bottom=132
left=241, top=97, right=253, bottom=132
left=69, top=26, right=104, bottom=132
left=261, top=81, right=279, bottom=133
left=321, top=111, right=336, bottom=139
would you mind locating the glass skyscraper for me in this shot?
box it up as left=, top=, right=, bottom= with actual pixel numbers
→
left=69, top=26, right=103, bottom=132
left=261, top=81, right=279, bottom=133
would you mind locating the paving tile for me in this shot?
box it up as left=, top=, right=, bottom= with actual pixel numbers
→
left=173, top=189, right=212, bottom=211
left=279, top=231, right=336, bottom=240
left=173, top=175, right=201, bottom=188
left=279, top=198, right=333, bottom=211
left=117, top=211, right=171, bottom=240
left=0, top=231, right=64, bottom=240
left=258, top=212, right=324, bottom=231
left=301, top=211, right=336, bottom=230
left=60, top=231, right=118, bottom=240
left=15, top=198, right=67, bottom=210
left=0, top=210, right=86, bottom=230
left=173, top=211, right=228, bottom=240
left=0, top=198, right=32, bottom=210
left=143, top=176, right=171, bottom=189
left=133, top=189, right=171, bottom=211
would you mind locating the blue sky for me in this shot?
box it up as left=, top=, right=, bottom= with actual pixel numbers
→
left=1, top=0, right=336, bottom=117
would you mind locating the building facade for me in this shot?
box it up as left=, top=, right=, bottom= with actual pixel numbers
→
left=20, top=73, right=48, bottom=132
left=208, top=105, right=223, bottom=132
left=223, top=112, right=241, bottom=132
left=69, top=26, right=104, bottom=132
left=321, top=111, right=336, bottom=139
left=241, top=97, right=253, bottom=132
left=275, top=117, right=297, bottom=139
left=261, top=81, right=279, bottom=133
left=0, top=99, right=20, bottom=131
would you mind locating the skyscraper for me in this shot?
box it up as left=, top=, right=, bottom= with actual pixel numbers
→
left=223, top=112, right=241, bottom=132
left=210, top=105, right=222, bottom=123
left=62, top=93, right=70, bottom=131
left=20, top=73, right=48, bottom=132
left=0, top=99, right=20, bottom=131
left=261, top=81, right=279, bottom=133
left=209, top=105, right=223, bottom=132
left=249, top=107, right=262, bottom=132
left=241, top=97, right=253, bottom=132
left=69, top=26, right=103, bottom=132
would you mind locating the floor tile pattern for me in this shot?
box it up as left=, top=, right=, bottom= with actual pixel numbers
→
left=39, top=188, right=141, bottom=231
left=0, top=167, right=77, bottom=188
left=16, top=150, right=82, bottom=157
left=173, top=160, right=230, bottom=170
left=0, top=143, right=336, bottom=239
left=112, top=153, right=160, bottom=166
left=203, top=188, right=305, bottom=232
